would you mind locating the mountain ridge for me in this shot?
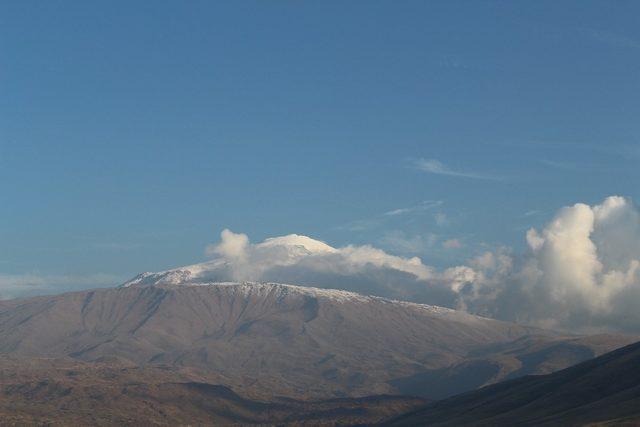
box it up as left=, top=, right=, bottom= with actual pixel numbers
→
left=0, top=280, right=635, bottom=400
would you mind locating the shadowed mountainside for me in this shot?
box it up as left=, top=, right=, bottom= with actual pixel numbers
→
left=386, top=340, right=640, bottom=426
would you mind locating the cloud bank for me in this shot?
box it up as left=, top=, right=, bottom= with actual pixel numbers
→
left=202, top=196, right=640, bottom=333
left=201, top=230, right=455, bottom=305
left=456, top=196, right=640, bottom=333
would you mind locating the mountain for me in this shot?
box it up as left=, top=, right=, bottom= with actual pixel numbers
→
left=0, top=273, right=635, bottom=400
left=387, top=340, right=640, bottom=426
left=0, top=356, right=426, bottom=426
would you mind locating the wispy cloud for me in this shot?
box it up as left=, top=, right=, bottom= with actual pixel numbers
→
left=413, top=158, right=501, bottom=180
left=380, top=231, right=438, bottom=254
left=539, top=159, right=611, bottom=174
left=536, top=26, right=640, bottom=51
left=383, top=200, right=443, bottom=216
left=337, top=218, right=382, bottom=232
left=586, top=29, right=640, bottom=49
left=338, top=200, right=444, bottom=232
left=539, top=159, right=579, bottom=170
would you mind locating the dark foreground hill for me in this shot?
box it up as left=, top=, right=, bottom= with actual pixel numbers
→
left=0, top=357, right=426, bottom=426
left=0, top=281, right=635, bottom=400
left=387, top=340, right=640, bottom=426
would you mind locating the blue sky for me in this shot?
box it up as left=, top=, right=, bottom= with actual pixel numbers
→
left=1, top=1, right=639, bottom=288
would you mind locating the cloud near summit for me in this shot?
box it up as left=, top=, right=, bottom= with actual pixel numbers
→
left=205, top=196, right=640, bottom=334
left=204, top=229, right=444, bottom=302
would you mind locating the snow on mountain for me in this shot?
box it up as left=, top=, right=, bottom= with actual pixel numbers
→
left=1, top=272, right=635, bottom=400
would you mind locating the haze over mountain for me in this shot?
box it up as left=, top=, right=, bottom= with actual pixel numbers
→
left=0, top=270, right=634, bottom=401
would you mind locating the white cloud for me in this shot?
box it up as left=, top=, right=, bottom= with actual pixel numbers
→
left=198, top=229, right=457, bottom=305
left=208, top=229, right=250, bottom=260
left=413, top=158, right=500, bottom=180
left=384, top=208, right=414, bottom=217
left=206, top=230, right=433, bottom=282
left=453, top=196, right=640, bottom=332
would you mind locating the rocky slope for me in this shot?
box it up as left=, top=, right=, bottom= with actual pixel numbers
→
left=0, top=357, right=426, bottom=426
left=0, top=279, right=635, bottom=399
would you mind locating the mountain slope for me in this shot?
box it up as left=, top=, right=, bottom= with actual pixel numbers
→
left=0, top=357, right=426, bottom=426
left=387, top=340, right=640, bottom=426
left=0, top=281, right=634, bottom=399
